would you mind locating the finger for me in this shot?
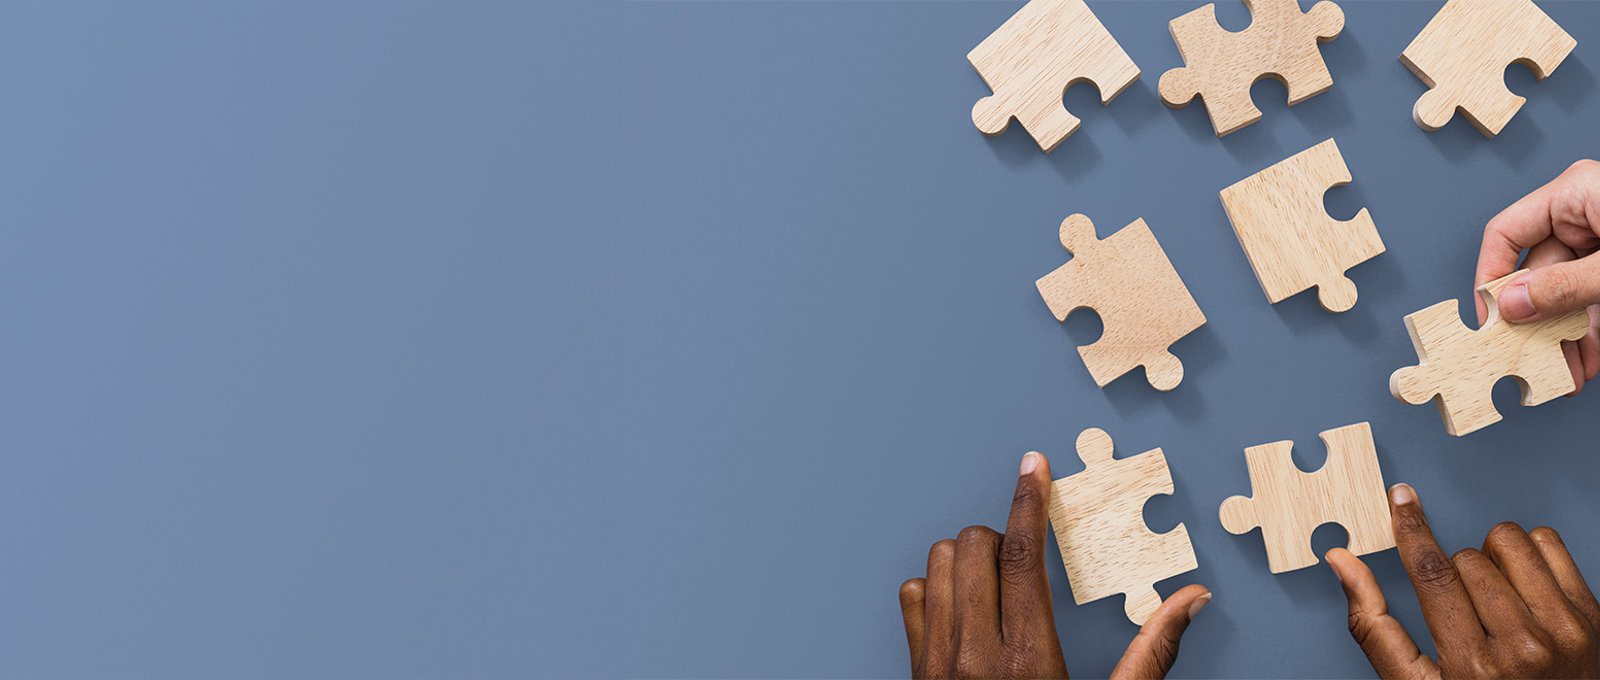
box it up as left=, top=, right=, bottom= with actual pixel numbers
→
left=1388, top=484, right=1486, bottom=652
left=1481, top=522, right=1583, bottom=631
left=999, top=452, right=1057, bottom=643
left=1109, top=584, right=1211, bottom=680
left=1452, top=547, right=1538, bottom=638
left=953, top=525, right=1002, bottom=648
left=900, top=578, right=927, bottom=675
left=1529, top=527, right=1600, bottom=628
left=1563, top=340, right=1583, bottom=396
left=1480, top=199, right=1560, bottom=323
left=1327, top=548, right=1439, bottom=679
left=1506, top=240, right=1587, bottom=387
left=1582, top=316, right=1600, bottom=383
left=1477, top=161, right=1600, bottom=318
left=1496, top=254, right=1600, bottom=324
left=924, top=539, right=956, bottom=679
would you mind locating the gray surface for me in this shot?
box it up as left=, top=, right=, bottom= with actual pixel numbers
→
left=0, top=1, right=1594, bottom=678
left=567, top=1, right=1600, bottom=678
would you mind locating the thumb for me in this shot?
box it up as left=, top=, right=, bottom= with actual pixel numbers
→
left=1499, top=256, right=1600, bottom=323
left=1108, top=584, right=1209, bottom=680
left=1326, top=548, right=1440, bottom=680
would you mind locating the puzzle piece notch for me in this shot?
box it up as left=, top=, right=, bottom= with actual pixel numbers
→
left=1219, top=138, right=1384, bottom=312
left=1036, top=214, right=1206, bottom=391
left=1158, top=0, right=1345, bottom=137
left=1399, top=0, right=1576, bottom=137
left=969, top=0, right=1141, bottom=153
left=1048, top=428, right=1198, bottom=624
left=1390, top=270, right=1589, bottom=436
left=1219, top=422, right=1395, bottom=574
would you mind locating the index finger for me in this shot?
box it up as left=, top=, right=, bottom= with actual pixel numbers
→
left=999, top=451, right=1056, bottom=641
left=1388, top=484, right=1486, bottom=655
left=1480, top=189, right=1557, bottom=285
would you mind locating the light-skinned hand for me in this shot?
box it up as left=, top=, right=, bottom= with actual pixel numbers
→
left=1476, top=159, right=1600, bottom=394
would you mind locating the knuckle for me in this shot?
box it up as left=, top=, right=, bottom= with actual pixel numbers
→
left=930, top=539, right=956, bottom=561
left=1549, top=611, right=1593, bottom=651
left=957, top=525, right=998, bottom=546
left=996, top=537, right=1038, bottom=576
left=1010, top=481, right=1043, bottom=512
left=1569, top=158, right=1600, bottom=176
left=1530, top=526, right=1563, bottom=544
left=1486, top=521, right=1527, bottom=548
left=1506, top=635, right=1555, bottom=671
left=1394, top=506, right=1430, bottom=534
left=1347, top=609, right=1376, bottom=646
left=1004, top=649, right=1046, bottom=679
left=1411, top=550, right=1462, bottom=590
left=900, top=578, right=925, bottom=601
left=1467, top=651, right=1503, bottom=678
left=1489, top=520, right=1526, bottom=538
left=953, top=647, right=986, bottom=678
left=1147, top=630, right=1181, bottom=667
left=1542, top=267, right=1583, bottom=309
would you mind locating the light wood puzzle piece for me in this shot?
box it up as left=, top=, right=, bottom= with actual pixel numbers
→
left=1399, top=0, right=1576, bottom=138
left=1219, top=138, right=1384, bottom=312
left=1036, top=214, right=1206, bottom=391
left=1158, top=0, right=1345, bottom=137
left=969, top=0, right=1140, bottom=153
left=1219, top=422, right=1395, bottom=574
left=1047, top=428, right=1198, bottom=625
left=1389, top=270, right=1588, bottom=436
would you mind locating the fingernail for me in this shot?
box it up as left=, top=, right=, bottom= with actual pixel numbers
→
left=1020, top=452, right=1041, bottom=476
left=1390, top=483, right=1417, bottom=506
left=1500, top=281, right=1538, bottom=322
left=1187, top=592, right=1212, bottom=619
left=1326, top=551, right=1344, bottom=583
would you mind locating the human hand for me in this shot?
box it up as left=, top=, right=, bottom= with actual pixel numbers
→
left=898, top=452, right=1211, bottom=679
left=1329, top=484, right=1600, bottom=679
left=1476, top=159, right=1600, bottom=394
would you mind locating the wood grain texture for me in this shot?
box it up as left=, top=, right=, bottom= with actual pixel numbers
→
left=1399, top=0, right=1576, bottom=138
left=969, top=0, right=1140, bottom=153
left=1158, top=0, right=1345, bottom=137
left=1390, top=270, right=1589, bottom=437
left=1219, top=422, right=1395, bottom=574
left=1219, top=138, right=1384, bottom=313
left=1036, top=214, right=1206, bottom=391
left=1047, top=428, right=1198, bottom=625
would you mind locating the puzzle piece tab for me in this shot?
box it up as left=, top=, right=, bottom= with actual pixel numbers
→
left=1400, top=0, right=1576, bottom=138
left=1390, top=270, right=1588, bottom=436
left=1036, top=214, right=1206, bottom=391
left=1219, top=422, right=1395, bottom=574
left=969, top=0, right=1140, bottom=153
left=1219, top=138, right=1384, bottom=312
left=1048, top=428, right=1198, bottom=625
left=1159, top=0, right=1345, bottom=137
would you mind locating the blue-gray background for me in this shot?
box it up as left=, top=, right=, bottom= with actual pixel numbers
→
left=2, top=1, right=1595, bottom=678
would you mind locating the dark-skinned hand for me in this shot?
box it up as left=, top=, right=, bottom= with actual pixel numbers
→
left=1330, top=484, right=1600, bottom=679
left=899, top=452, right=1211, bottom=679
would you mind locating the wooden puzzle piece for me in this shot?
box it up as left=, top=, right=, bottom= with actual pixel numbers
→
left=1158, top=0, right=1345, bottom=137
left=1219, top=138, right=1384, bottom=312
left=969, top=0, right=1140, bottom=153
left=1400, top=0, right=1576, bottom=138
left=1036, top=214, right=1206, bottom=391
left=1219, top=422, right=1395, bottom=574
left=1047, top=428, right=1198, bottom=625
left=1389, top=270, right=1588, bottom=436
